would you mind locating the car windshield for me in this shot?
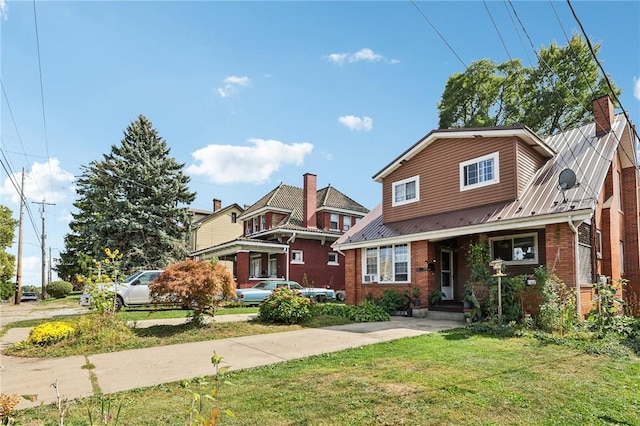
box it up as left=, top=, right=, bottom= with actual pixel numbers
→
left=253, top=281, right=276, bottom=290
left=290, top=283, right=303, bottom=290
left=122, top=271, right=145, bottom=284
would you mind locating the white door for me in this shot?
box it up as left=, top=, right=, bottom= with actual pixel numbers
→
left=440, top=249, right=454, bottom=300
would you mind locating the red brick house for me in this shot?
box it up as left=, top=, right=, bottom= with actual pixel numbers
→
left=333, top=96, right=640, bottom=318
left=191, top=173, right=369, bottom=294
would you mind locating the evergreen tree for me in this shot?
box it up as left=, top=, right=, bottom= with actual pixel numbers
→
left=58, top=115, right=196, bottom=280
left=437, top=34, right=620, bottom=136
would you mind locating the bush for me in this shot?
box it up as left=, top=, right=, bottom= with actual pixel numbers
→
left=314, top=300, right=390, bottom=322
left=28, top=321, right=75, bottom=345
left=0, top=281, right=14, bottom=301
left=46, top=280, right=73, bottom=299
left=376, top=289, right=408, bottom=314
left=259, top=287, right=313, bottom=324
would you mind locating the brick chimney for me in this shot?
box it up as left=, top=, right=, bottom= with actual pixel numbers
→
left=594, top=95, right=614, bottom=136
left=213, top=199, right=222, bottom=212
left=303, top=173, right=317, bottom=229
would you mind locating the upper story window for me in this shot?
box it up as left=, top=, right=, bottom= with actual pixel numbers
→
left=392, top=175, right=419, bottom=207
left=291, top=250, right=304, bottom=264
left=260, top=214, right=267, bottom=231
left=328, top=252, right=339, bottom=265
left=490, top=233, right=537, bottom=264
left=330, top=213, right=339, bottom=230
left=231, top=212, right=237, bottom=223
left=245, top=220, right=251, bottom=235
left=460, top=152, right=499, bottom=191
left=343, top=215, right=352, bottom=231
left=252, top=217, right=258, bottom=232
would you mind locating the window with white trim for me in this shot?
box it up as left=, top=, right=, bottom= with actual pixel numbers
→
left=460, top=152, right=499, bottom=191
left=260, top=214, right=266, bottom=231
left=291, top=250, right=304, bottom=264
left=343, top=215, right=352, bottom=231
left=252, top=217, right=258, bottom=233
left=362, top=244, right=410, bottom=283
left=268, top=256, right=277, bottom=277
left=328, top=252, right=339, bottom=265
left=392, top=176, right=419, bottom=206
left=250, top=257, right=261, bottom=277
left=490, top=233, right=537, bottom=264
left=620, top=241, right=625, bottom=275
left=231, top=212, right=237, bottom=223
left=245, top=220, right=251, bottom=235
left=330, top=214, right=339, bottom=230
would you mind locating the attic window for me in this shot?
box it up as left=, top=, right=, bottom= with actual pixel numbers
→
left=460, top=152, right=499, bottom=191
left=392, top=175, right=419, bottom=207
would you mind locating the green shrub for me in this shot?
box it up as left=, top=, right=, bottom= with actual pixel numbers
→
left=28, top=321, right=75, bottom=345
left=376, top=289, right=407, bottom=314
left=47, top=280, right=73, bottom=299
left=259, top=287, right=313, bottom=324
left=0, top=281, right=14, bottom=301
left=314, top=300, right=390, bottom=322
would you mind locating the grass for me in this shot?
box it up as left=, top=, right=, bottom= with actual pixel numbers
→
left=9, top=328, right=640, bottom=425
left=4, top=312, right=352, bottom=358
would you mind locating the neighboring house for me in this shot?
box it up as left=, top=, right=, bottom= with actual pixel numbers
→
left=333, top=96, right=640, bottom=318
left=190, top=173, right=369, bottom=292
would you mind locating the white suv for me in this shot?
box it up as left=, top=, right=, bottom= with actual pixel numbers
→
left=79, top=270, right=164, bottom=311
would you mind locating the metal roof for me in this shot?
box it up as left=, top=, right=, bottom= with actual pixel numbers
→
left=335, top=114, right=634, bottom=249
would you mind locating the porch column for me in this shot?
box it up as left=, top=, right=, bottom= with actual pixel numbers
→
left=236, top=251, right=250, bottom=288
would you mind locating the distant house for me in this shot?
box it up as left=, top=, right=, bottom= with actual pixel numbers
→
left=333, top=96, right=640, bottom=318
left=191, top=173, right=369, bottom=293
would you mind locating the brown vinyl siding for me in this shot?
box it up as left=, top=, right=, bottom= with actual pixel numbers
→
left=516, top=140, right=547, bottom=196
left=382, top=137, right=519, bottom=223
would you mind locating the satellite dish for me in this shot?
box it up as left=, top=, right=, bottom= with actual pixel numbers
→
left=558, top=168, right=578, bottom=203
left=558, top=168, right=577, bottom=190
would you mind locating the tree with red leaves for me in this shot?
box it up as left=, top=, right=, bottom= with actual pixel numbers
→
left=149, top=259, right=236, bottom=320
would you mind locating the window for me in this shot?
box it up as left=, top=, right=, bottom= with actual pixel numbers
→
left=231, top=212, right=237, bottom=223
left=460, top=152, right=499, bottom=191
left=260, top=214, right=266, bottom=231
left=245, top=220, right=251, bottom=235
left=250, top=257, right=261, bottom=278
left=362, top=244, right=410, bottom=283
left=252, top=217, right=258, bottom=232
left=268, top=256, right=277, bottom=277
left=330, top=214, right=339, bottom=230
left=291, top=250, right=304, bottom=264
left=595, top=229, right=603, bottom=259
left=392, top=176, right=419, bottom=206
left=328, top=252, right=339, bottom=265
left=343, top=215, right=352, bottom=231
left=490, top=233, right=537, bottom=264
left=620, top=241, right=625, bottom=275
left=617, top=171, right=623, bottom=211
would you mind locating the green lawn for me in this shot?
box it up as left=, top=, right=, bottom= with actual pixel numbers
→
left=10, top=328, right=640, bottom=425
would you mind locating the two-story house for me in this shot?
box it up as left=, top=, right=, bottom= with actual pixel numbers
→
left=191, top=173, right=369, bottom=294
left=333, top=96, right=640, bottom=318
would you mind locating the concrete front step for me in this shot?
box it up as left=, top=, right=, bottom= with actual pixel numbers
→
left=426, top=310, right=466, bottom=322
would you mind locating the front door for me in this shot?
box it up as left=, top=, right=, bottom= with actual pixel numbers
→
left=440, top=249, right=454, bottom=300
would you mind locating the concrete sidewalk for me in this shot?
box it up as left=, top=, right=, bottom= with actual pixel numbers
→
left=0, top=315, right=463, bottom=411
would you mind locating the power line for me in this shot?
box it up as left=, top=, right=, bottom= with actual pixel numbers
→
left=483, top=0, right=512, bottom=61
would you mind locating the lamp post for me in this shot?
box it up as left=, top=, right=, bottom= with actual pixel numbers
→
left=490, top=259, right=506, bottom=324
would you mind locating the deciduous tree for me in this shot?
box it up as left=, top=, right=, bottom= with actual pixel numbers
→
left=437, top=34, right=620, bottom=135
left=0, top=205, right=17, bottom=285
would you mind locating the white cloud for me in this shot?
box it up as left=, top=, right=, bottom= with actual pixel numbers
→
left=325, top=48, right=398, bottom=65
left=217, top=75, right=251, bottom=97
left=188, top=138, right=314, bottom=184
left=634, top=77, right=640, bottom=101
left=338, top=115, right=373, bottom=132
left=0, top=158, right=75, bottom=205
left=0, top=0, right=7, bottom=20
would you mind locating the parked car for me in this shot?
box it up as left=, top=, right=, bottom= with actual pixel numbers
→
left=79, top=270, right=164, bottom=311
left=235, top=280, right=336, bottom=305
left=20, top=291, right=39, bottom=302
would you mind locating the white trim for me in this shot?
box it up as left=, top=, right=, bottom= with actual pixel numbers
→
left=291, top=249, right=304, bottom=264
left=392, top=175, right=420, bottom=207
left=460, top=152, right=499, bottom=191
left=361, top=243, right=410, bottom=283
left=489, top=232, right=538, bottom=265
left=333, top=209, right=593, bottom=251
left=327, top=252, right=339, bottom=265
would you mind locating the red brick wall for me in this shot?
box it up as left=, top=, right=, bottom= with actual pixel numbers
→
left=622, top=166, right=640, bottom=299
left=289, top=239, right=345, bottom=290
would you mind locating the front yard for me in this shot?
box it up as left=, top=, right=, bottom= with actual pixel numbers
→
left=10, top=328, right=640, bottom=425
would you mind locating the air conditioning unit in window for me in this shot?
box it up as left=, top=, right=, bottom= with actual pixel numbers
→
left=364, top=274, right=378, bottom=283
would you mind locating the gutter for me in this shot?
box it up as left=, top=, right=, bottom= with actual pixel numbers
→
left=567, top=215, right=582, bottom=320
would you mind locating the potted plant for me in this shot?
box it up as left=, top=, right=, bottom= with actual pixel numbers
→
left=428, top=289, right=445, bottom=305
left=411, top=285, right=422, bottom=307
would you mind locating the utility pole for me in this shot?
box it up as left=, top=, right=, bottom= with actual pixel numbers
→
left=33, top=199, right=55, bottom=298
left=14, top=169, right=25, bottom=305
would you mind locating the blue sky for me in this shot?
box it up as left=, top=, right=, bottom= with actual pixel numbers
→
left=1, top=1, right=639, bottom=287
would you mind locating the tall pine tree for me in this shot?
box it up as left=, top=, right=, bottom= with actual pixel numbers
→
left=58, top=115, right=196, bottom=281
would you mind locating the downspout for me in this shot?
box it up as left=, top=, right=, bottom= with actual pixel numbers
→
left=567, top=216, right=582, bottom=320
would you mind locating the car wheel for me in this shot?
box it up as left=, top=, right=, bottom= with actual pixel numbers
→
left=315, top=294, right=326, bottom=303
left=336, top=292, right=345, bottom=302
left=114, top=297, right=123, bottom=312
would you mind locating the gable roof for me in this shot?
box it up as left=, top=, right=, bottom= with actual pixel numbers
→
left=335, top=114, right=636, bottom=249
left=373, top=126, right=556, bottom=182
left=193, top=203, right=244, bottom=226
left=238, top=182, right=369, bottom=232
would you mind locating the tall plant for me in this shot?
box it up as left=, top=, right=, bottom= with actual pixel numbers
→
left=467, top=234, right=491, bottom=283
